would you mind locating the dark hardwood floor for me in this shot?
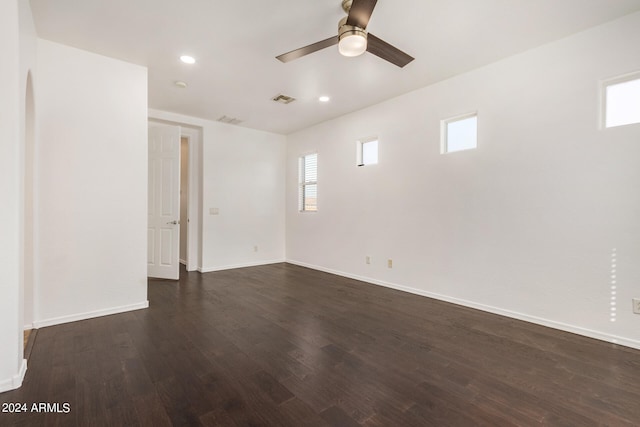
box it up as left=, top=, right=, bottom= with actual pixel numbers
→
left=2, top=263, right=640, bottom=426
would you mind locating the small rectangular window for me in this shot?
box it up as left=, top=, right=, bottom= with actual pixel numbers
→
left=442, top=113, right=477, bottom=153
left=298, top=153, right=317, bottom=212
left=602, top=72, right=640, bottom=128
left=357, top=137, right=378, bottom=166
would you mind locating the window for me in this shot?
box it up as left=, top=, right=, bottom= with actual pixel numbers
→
left=602, top=73, right=640, bottom=128
left=442, top=113, right=477, bottom=153
left=298, top=153, right=317, bottom=212
left=357, top=137, right=378, bottom=166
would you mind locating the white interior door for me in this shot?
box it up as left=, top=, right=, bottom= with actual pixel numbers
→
left=148, top=124, right=181, bottom=280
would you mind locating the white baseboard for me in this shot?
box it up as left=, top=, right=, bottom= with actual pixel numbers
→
left=199, top=259, right=285, bottom=273
left=0, top=359, right=27, bottom=393
left=286, top=259, right=640, bottom=351
left=32, top=301, right=149, bottom=329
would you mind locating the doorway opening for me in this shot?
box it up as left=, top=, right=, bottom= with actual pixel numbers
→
left=23, top=71, right=35, bottom=354
left=179, top=126, right=201, bottom=272
left=180, top=136, right=189, bottom=266
left=147, top=120, right=201, bottom=278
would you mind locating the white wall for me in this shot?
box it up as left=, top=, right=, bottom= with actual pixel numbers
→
left=0, top=0, right=25, bottom=393
left=35, top=40, right=148, bottom=327
left=287, top=12, right=640, bottom=349
left=19, top=0, right=38, bottom=331
left=149, top=110, right=287, bottom=272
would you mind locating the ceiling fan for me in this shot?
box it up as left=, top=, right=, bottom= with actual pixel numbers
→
left=276, top=0, right=414, bottom=68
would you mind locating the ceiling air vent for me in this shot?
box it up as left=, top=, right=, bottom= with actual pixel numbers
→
left=272, top=94, right=296, bottom=104
left=217, top=115, right=243, bottom=125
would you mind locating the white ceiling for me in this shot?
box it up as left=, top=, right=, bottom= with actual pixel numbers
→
left=29, top=0, right=640, bottom=134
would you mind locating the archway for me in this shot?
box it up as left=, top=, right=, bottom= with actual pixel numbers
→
left=23, top=71, right=35, bottom=349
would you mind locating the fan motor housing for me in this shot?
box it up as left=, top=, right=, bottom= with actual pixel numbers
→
left=338, top=25, right=367, bottom=43
left=338, top=16, right=367, bottom=40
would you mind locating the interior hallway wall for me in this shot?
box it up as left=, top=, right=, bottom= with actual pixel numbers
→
left=34, top=39, right=149, bottom=327
left=0, top=0, right=25, bottom=393
left=19, top=0, right=38, bottom=331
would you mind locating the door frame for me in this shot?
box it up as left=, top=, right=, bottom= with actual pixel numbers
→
left=180, top=126, right=201, bottom=272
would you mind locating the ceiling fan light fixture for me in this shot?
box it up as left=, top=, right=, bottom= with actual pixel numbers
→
left=338, top=21, right=367, bottom=57
left=276, top=1, right=414, bottom=67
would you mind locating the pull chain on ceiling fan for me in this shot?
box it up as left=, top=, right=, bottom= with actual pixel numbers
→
left=276, top=0, right=414, bottom=68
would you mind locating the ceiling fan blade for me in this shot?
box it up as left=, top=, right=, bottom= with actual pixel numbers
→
left=276, top=36, right=338, bottom=63
left=367, top=33, right=414, bottom=68
left=346, top=0, right=378, bottom=29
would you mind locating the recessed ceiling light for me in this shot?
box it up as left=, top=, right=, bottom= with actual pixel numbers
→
left=180, top=55, right=196, bottom=64
left=319, top=96, right=330, bottom=102
left=174, top=81, right=188, bottom=88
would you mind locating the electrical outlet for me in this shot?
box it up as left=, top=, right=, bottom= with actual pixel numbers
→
left=365, top=256, right=371, bottom=265
left=387, top=259, right=393, bottom=268
left=633, top=298, right=640, bottom=314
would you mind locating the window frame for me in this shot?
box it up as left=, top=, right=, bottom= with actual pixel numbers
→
left=600, top=71, right=640, bottom=129
left=441, top=112, right=478, bottom=154
left=298, top=152, right=318, bottom=213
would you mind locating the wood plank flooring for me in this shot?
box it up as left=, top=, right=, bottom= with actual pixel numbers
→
left=2, top=263, right=640, bottom=426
